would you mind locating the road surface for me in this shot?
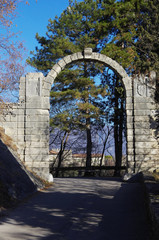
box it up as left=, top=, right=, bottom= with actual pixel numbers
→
left=0, top=178, right=151, bottom=240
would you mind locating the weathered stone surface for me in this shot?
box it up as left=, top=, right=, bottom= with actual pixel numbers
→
left=63, top=55, right=72, bottom=64
left=84, top=48, right=92, bottom=59
left=70, top=53, right=79, bottom=62
left=52, top=63, right=62, bottom=74
left=57, top=59, right=66, bottom=69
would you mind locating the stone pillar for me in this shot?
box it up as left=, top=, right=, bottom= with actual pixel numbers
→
left=124, top=77, right=135, bottom=173
left=23, top=73, right=51, bottom=181
left=133, top=72, right=159, bottom=172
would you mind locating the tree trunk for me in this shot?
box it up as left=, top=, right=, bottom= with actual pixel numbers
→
left=118, top=98, right=124, bottom=172
left=85, top=117, right=92, bottom=175
left=55, top=131, right=70, bottom=177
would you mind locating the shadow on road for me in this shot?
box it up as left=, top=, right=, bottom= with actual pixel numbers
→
left=0, top=178, right=151, bottom=240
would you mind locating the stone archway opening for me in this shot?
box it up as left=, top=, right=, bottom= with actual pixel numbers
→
left=48, top=49, right=128, bottom=177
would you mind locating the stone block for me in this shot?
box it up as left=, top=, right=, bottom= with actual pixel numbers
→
left=26, top=96, right=50, bottom=110
left=25, top=128, right=49, bottom=135
left=52, top=63, right=62, bottom=74
left=123, top=77, right=132, bottom=90
left=70, top=53, right=79, bottom=62
left=127, top=142, right=134, bottom=148
left=127, top=148, right=134, bottom=155
left=135, top=135, right=156, bottom=142
left=126, top=89, right=132, bottom=97
left=47, top=69, right=57, bottom=80
left=134, top=109, right=151, bottom=116
left=134, top=122, right=150, bottom=129
left=25, top=147, right=49, bottom=155
left=42, top=89, right=50, bottom=97
left=127, top=122, right=133, bottom=129
left=127, top=155, right=134, bottom=162
left=42, top=97, right=50, bottom=109
left=17, top=128, right=24, bottom=135
left=63, top=55, right=72, bottom=64
left=135, top=129, right=151, bottom=135
left=17, top=135, right=24, bottom=142
left=134, top=102, right=156, bottom=110
left=84, top=48, right=92, bottom=59
left=127, top=116, right=133, bottom=123
left=98, top=54, right=112, bottom=65
left=126, top=109, right=133, bottom=116
left=25, top=134, right=49, bottom=142
left=45, top=75, right=55, bottom=86
left=25, top=121, right=48, bottom=128
left=126, top=97, right=133, bottom=104
left=111, top=61, right=128, bottom=79
left=134, top=97, right=154, bottom=104
left=77, top=52, right=84, bottom=59
left=25, top=114, right=49, bottom=122
left=57, top=59, right=66, bottom=70
left=135, top=141, right=158, bottom=149
left=134, top=116, right=149, bottom=122
left=24, top=155, right=50, bottom=162
left=26, top=72, right=44, bottom=80
left=17, top=122, right=24, bottom=128
left=43, top=81, right=52, bottom=91
left=92, top=52, right=100, bottom=60
left=10, top=115, right=17, bottom=122
left=25, top=162, right=50, bottom=168
left=127, top=136, right=134, bottom=142
left=25, top=141, right=49, bottom=148
left=127, top=129, right=134, bottom=136
left=126, top=103, right=133, bottom=110
left=135, top=148, right=158, bottom=155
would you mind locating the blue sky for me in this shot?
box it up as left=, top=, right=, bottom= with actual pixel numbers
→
left=13, top=0, right=76, bottom=70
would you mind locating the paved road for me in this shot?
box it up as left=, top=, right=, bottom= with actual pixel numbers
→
left=0, top=178, right=151, bottom=240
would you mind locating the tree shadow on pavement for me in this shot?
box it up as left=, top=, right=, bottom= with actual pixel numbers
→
left=0, top=178, right=152, bottom=240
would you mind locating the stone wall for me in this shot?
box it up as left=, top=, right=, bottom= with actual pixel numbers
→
left=0, top=48, right=158, bottom=180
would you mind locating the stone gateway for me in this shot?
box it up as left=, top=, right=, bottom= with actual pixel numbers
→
left=0, top=48, right=158, bottom=180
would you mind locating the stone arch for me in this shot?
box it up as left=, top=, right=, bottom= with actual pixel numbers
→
left=45, top=48, right=132, bottom=95
left=44, top=48, right=134, bottom=173
left=0, top=48, right=158, bottom=181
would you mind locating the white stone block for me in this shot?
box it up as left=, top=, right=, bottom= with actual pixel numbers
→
left=57, top=59, right=66, bottom=69
left=84, top=48, right=92, bottom=59
left=63, top=55, right=72, bottom=64
left=52, top=63, right=62, bottom=74
left=70, top=53, right=79, bottom=62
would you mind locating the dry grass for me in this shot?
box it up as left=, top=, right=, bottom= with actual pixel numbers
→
left=24, top=165, right=53, bottom=189
left=153, top=172, right=159, bottom=182
left=0, top=127, right=17, bottom=151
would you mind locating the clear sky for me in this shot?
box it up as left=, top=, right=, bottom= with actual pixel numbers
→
left=13, top=0, right=75, bottom=70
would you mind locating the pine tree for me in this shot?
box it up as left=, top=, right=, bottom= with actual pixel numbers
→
left=28, top=0, right=110, bottom=170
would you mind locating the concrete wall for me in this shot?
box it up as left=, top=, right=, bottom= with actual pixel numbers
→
left=0, top=48, right=158, bottom=180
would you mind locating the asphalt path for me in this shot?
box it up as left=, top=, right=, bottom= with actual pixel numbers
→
left=0, top=178, right=151, bottom=240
